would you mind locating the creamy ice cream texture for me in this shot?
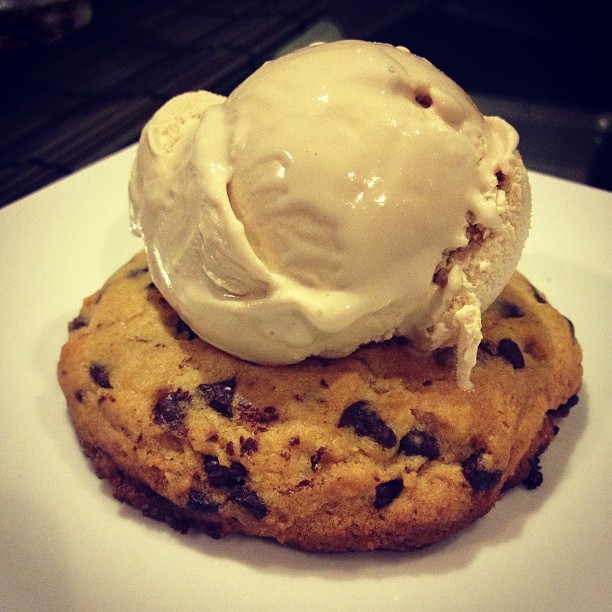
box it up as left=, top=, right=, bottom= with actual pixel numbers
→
left=129, top=40, right=531, bottom=389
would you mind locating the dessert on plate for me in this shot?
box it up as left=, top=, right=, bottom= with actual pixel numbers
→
left=58, top=40, right=582, bottom=552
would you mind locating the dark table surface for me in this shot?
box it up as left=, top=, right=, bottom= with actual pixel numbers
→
left=1, top=0, right=610, bottom=209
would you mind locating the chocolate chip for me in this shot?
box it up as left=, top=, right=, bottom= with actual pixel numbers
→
left=462, top=451, right=503, bottom=492
left=499, top=301, right=525, bottom=318
left=281, top=479, right=313, bottom=495
left=227, top=486, right=268, bottom=519
left=176, top=317, right=198, bottom=340
left=74, top=390, right=84, bottom=402
left=338, top=400, right=397, bottom=448
left=553, top=394, right=579, bottom=417
left=529, top=283, right=547, bottom=304
left=559, top=394, right=579, bottom=411
left=203, top=455, right=247, bottom=488
left=279, top=479, right=315, bottom=496
left=398, top=429, right=440, bottom=459
left=238, top=403, right=279, bottom=424
left=522, top=456, right=544, bottom=490
left=89, top=362, right=112, bottom=388
left=497, top=339, right=525, bottom=369
left=126, top=266, right=149, bottom=278
left=198, top=379, right=236, bottom=418
left=153, top=389, right=191, bottom=428
left=564, top=316, right=576, bottom=339
left=186, top=489, right=219, bottom=513
left=310, top=447, right=327, bottom=472
left=374, top=478, right=404, bottom=509
left=68, top=314, right=88, bottom=331
left=479, top=341, right=494, bottom=356
left=239, top=436, right=258, bottom=455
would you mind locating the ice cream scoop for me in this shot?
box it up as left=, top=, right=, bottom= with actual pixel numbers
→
left=129, top=40, right=531, bottom=389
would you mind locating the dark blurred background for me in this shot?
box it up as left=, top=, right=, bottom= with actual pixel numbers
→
left=1, top=0, right=610, bottom=208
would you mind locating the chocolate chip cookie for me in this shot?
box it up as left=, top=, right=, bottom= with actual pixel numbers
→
left=57, top=251, right=582, bottom=551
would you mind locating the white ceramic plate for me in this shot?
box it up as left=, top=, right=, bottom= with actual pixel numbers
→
left=1, top=147, right=610, bottom=612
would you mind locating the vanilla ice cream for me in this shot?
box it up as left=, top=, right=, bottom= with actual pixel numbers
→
left=129, top=40, right=531, bottom=389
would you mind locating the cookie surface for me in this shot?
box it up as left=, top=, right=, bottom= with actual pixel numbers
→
left=57, top=251, right=582, bottom=552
